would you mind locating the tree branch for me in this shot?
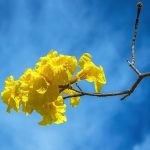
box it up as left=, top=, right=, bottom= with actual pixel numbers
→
left=62, top=2, right=150, bottom=101
left=131, top=2, right=143, bottom=65
left=75, top=83, right=83, bottom=91
left=63, top=71, right=150, bottom=100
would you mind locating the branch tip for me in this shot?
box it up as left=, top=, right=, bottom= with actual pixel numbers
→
left=121, top=95, right=129, bottom=101
left=137, top=2, right=143, bottom=8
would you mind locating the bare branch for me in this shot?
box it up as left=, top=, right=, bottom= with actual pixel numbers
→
left=63, top=71, right=150, bottom=100
left=131, top=2, right=143, bottom=65
left=127, top=60, right=141, bottom=76
left=63, top=89, right=129, bottom=99
left=61, top=2, right=150, bottom=101
left=141, top=72, right=150, bottom=77
left=75, top=83, right=82, bottom=91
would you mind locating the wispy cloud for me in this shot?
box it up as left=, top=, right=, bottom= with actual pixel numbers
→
left=0, top=0, right=150, bottom=150
left=133, top=134, right=150, bottom=150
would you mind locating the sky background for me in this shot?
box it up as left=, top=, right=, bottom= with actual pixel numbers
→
left=0, top=0, right=150, bottom=150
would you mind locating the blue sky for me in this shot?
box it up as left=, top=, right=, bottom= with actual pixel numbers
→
left=0, top=0, right=150, bottom=150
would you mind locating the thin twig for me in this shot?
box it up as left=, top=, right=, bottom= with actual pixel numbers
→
left=63, top=90, right=129, bottom=99
left=131, top=2, right=143, bottom=65
left=75, top=83, right=82, bottom=91
left=127, top=60, right=141, bottom=76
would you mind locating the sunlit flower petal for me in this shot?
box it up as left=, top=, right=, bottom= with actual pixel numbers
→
left=79, top=53, right=92, bottom=68
left=37, top=96, right=66, bottom=125
left=1, top=76, right=21, bottom=112
left=76, top=53, right=106, bottom=92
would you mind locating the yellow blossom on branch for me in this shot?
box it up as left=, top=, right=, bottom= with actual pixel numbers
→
left=1, top=50, right=106, bottom=126
left=76, top=53, right=106, bottom=92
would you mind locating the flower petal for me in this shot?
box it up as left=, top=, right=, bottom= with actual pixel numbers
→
left=79, top=53, right=92, bottom=68
left=94, top=81, right=103, bottom=93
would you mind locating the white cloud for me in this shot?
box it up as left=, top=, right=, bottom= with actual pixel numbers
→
left=0, top=0, right=149, bottom=150
left=133, top=134, right=150, bottom=150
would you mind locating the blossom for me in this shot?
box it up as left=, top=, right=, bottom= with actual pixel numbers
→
left=1, top=76, right=21, bottom=112
left=1, top=50, right=106, bottom=126
left=37, top=96, right=67, bottom=125
left=35, top=50, right=77, bottom=85
left=76, top=53, right=106, bottom=93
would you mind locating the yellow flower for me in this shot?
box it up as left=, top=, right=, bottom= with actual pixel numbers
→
left=35, top=50, right=78, bottom=85
left=19, top=69, right=60, bottom=118
left=19, top=69, right=66, bottom=125
left=1, top=50, right=106, bottom=126
left=76, top=53, right=106, bottom=93
left=38, top=96, right=67, bottom=125
left=1, top=76, right=21, bottom=112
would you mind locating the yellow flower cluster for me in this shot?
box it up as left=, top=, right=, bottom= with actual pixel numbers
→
left=1, top=50, right=106, bottom=126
